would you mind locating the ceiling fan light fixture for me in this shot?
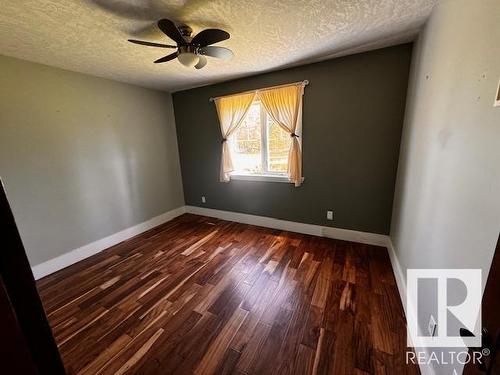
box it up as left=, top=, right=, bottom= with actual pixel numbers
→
left=129, top=19, right=233, bottom=69
left=178, top=52, right=200, bottom=68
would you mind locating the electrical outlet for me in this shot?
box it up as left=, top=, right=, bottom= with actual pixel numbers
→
left=201, top=196, right=206, bottom=203
left=326, top=210, right=333, bottom=221
left=428, top=315, right=437, bottom=337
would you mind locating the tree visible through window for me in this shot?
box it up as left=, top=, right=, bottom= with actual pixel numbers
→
left=229, top=100, right=292, bottom=175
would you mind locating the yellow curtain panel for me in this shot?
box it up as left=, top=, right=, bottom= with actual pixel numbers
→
left=257, top=84, right=304, bottom=186
left=214, top=92, right=256, bottom=182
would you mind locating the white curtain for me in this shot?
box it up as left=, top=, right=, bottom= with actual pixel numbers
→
left=258, top=84, right=304, bottom=186
left=214, top=92, right=256, bottom=182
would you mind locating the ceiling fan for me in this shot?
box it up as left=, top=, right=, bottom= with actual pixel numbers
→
left=128, top=19, right=233, bottom=69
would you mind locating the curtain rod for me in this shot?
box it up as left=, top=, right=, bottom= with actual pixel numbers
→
left=209, top=80, right=309, bottom=102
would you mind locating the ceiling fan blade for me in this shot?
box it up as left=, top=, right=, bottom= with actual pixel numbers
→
left=191, top=29, right=230, bottom=47
left=154, top=52, right=178, bottom=63
left=128, top=39, right=177, bottom=48
left=157, top=19, right=186, bottom=45
left=199, top=46, right=233, bottom=60
left=195, top=55, right=207, bottom=69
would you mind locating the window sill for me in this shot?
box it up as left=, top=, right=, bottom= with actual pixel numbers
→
left=230, top=173, right=290, bottom=183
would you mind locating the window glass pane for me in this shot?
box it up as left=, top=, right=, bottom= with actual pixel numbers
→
left=267, top=115, right=291, bottom=173
left=230, top=102, right=262, bottom=173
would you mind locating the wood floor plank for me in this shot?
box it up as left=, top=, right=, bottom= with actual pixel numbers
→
left=114, top=328, right=164, bottom=375
left=37, top=213, right=419, bottom=375
left=194, top=307, right=248, bottom=375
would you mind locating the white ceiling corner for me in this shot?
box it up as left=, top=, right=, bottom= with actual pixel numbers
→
left=0, top=0, right=436, bottom=92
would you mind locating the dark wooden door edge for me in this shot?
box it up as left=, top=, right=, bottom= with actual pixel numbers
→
left=0, top=178, right=66, bottom=374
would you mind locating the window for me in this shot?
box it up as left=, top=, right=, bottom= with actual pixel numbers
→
left=214, top=81, right=306, bottom=186
left=229, top=100, right=294, bottom=182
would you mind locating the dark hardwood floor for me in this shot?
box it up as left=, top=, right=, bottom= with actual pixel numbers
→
left=37, top=214, right=418, bottom=375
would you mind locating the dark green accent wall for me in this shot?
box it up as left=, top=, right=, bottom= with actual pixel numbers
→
left=173, top=44, right=412, bottom=235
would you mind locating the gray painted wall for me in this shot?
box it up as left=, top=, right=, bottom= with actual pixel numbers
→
left=0, top=55, right=184, bottom=266
left=390, top=1, right=500, bottom=374
left=173, top=44, right=412, bottom=234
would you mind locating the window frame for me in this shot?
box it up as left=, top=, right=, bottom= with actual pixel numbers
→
left=229, top=99, right=296, bottom=183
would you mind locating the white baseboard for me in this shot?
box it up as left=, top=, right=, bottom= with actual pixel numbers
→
left=32, top=205, right=388, bottom=281
left=323, top=226, right=389, bottom=247
left=31, top=206, right=186, bottom=280
left=185, top=205, right=390, bottom=247
left=387, top=239, right=435, bottom=375
left=387, top=238, right=407, bottom=315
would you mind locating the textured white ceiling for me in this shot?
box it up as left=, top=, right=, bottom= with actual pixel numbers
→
left=0, top=0, right=436, bottom=92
